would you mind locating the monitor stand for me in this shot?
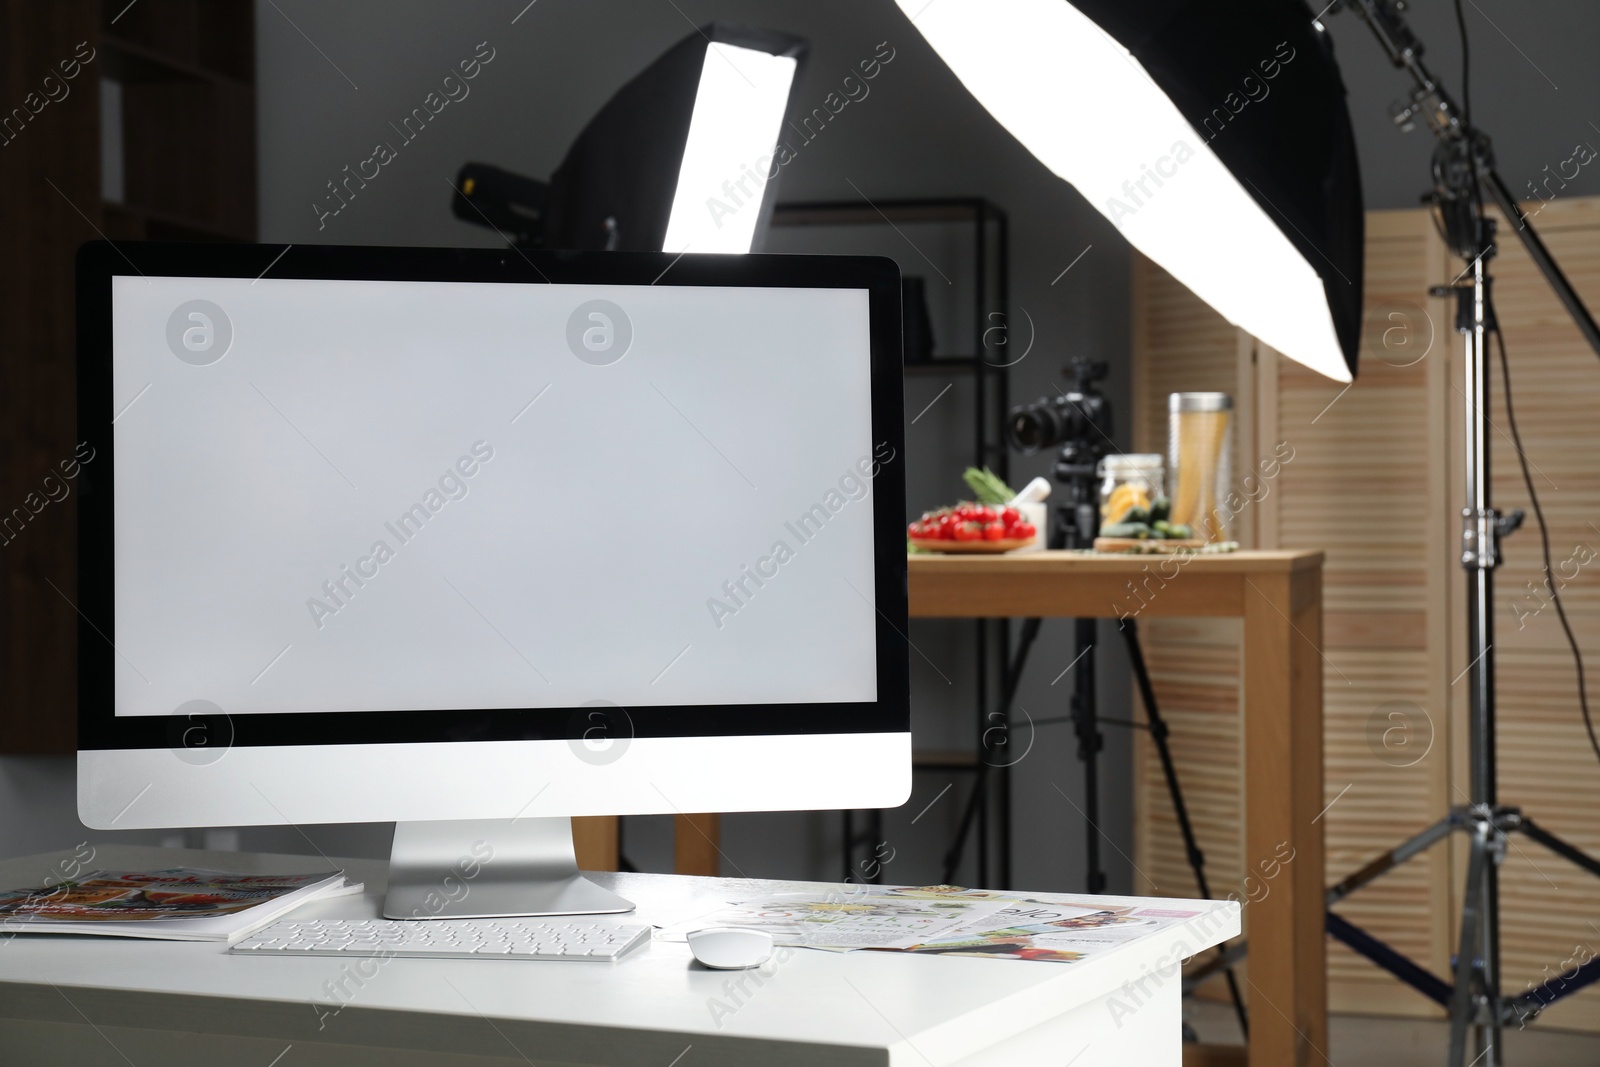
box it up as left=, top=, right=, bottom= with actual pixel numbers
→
left=383, top=816, right=634, bottom=919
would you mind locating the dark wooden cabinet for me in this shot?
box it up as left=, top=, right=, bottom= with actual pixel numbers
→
left=0, top=0, right=256, bottom=753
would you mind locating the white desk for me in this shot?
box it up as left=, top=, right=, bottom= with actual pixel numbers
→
left=0, top=846, right=1237, bottom=1066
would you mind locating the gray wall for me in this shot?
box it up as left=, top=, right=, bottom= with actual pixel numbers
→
left=6, top=0, right=1598, bottom=899
left=1325, top=0, right=1600, bottom=210
left=246, top=0, right=1139, bottom=894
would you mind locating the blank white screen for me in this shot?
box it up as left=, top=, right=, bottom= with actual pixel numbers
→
left=111, top=276, right=879, bottom=716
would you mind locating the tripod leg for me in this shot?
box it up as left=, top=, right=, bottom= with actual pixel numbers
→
left=870, top=808, right=886, bottom=885
left=1123, top=619, right=1209, bottom=894
left=1326, top=815, right=1456, bottom=904
left=1072, top=617, right=1105, bottom=894
left=943, top=525, right=1074, bottom=885
left=942, top=615, right=1046, bottom=883
left=1517, top=815, right=1600, bottom=879
left=1481, top=830, right=1504, bottom=1066
left=1449, top=819, right=1490, bottom=1067
left=942, top=769, right=987, bottom=885
left=842, top=810, right=855, bottom=883
left=1122, top=618, right=1248, bottom=1040
left=616, top=816, right=639, bottom=874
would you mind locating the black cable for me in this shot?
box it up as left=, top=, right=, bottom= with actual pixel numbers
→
left=1460, top=0, right=1600, bottom=771
left=1493, top=323, right=1600, bottom=768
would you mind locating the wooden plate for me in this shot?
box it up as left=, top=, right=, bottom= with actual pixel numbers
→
left=909, top=537, right=1035, bottom=554
left=1092, top=537, right=1209, bottom=553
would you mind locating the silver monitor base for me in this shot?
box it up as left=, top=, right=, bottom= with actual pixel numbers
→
left=383, top=816, right=634, bottom=919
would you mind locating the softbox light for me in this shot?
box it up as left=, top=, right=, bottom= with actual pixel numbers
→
left=897, top=0, right=1363, bottom=382
left=455, top=23, right=807, bottom=255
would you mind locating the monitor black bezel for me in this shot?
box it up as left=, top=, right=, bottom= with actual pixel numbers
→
left=76, top=241, right=908, bottom=751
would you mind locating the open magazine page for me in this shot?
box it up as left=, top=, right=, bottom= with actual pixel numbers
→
left=0, top=869, right=341, bottom=924
left=660, top=884, right=1216, bottom=964
left=657, top=885, right=1014, bottom=949
left=893, top=888, right=1209, bottom=963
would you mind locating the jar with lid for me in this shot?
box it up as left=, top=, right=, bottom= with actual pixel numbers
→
left=1168, top=392, right=1233, bottom=542
left=1099, top=453, right=1165, bottom=531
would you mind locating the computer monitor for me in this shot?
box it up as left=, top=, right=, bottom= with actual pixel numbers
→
left=76, top=242, right=909, bottom=918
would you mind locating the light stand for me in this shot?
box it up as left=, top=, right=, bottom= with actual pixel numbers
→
left=1321, top=4, right=1600, bottom=1064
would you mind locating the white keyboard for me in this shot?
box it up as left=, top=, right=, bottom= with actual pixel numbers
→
left=230, top=918, right=652, bottom=960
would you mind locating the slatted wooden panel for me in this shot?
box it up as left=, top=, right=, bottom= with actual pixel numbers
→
left=1130, top=618, right=1247, bottom=901
left=1129, top=255, right=1248, bottom=978
left=1473, top=196, right=1600, bottom=1032
left=1134, top=201, right=1600, bottom=1030
left=1134, top=211, right=1454, bottom=1017
left=1261, top=210, right=1454, bottom=1015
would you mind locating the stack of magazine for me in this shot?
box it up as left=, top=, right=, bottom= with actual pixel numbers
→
left=0, top=868, right=361, bottom=944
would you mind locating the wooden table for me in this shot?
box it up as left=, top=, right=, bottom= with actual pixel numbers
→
left=909, top=549, right=1326, bottom=1067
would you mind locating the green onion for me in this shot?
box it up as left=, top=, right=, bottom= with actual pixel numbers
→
left=962, top=466, right=1016, bottom=506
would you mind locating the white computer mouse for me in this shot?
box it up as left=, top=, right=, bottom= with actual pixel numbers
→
left=686, top=926, right=774, bottom=970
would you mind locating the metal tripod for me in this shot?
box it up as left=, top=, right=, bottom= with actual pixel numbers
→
left=1442, top=234, right=1514, bottom=1064
left=1324, top=6, right=1600, bottom=1063
left=1316, top=232, right=1600, bottom=1066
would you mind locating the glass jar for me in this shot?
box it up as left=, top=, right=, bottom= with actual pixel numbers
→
left=1099, top=453, right=1165, bottom=531
left=1168, top=392, right=1233, bottom=542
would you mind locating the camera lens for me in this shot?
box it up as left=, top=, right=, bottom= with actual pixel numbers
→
left=1009, top=410, right=1046, bottom=451
left=1006, top=399, right=1065, bottom=453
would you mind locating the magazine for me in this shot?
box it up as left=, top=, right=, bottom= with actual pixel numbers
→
left=897, top=889, right=1199, bottom=963
left=657, top=887, right=1013, bottom=949
left=0, top=868, right=361, bottom=943
left=659, top=884, right=1217, bottom=964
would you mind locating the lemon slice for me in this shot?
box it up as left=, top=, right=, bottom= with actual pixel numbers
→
left=1102, top=483, right=1151, bottom=524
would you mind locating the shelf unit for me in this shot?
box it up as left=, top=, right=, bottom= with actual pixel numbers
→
left=770, top=198, right=1010, bottom=477
left=0, top=0, right=256, bottom=754
left=768, top=197, right=1016, bottom=887
left=98, top=0, right=257, bottom=243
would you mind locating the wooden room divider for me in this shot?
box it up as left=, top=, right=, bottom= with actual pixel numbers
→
left=1131, top=197, right=1600, bottom=1031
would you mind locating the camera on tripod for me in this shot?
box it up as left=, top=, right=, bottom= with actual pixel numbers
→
left=1005, top=359, right=1111, bottom=456
left=1005, top=359, right=1113, bottom=549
